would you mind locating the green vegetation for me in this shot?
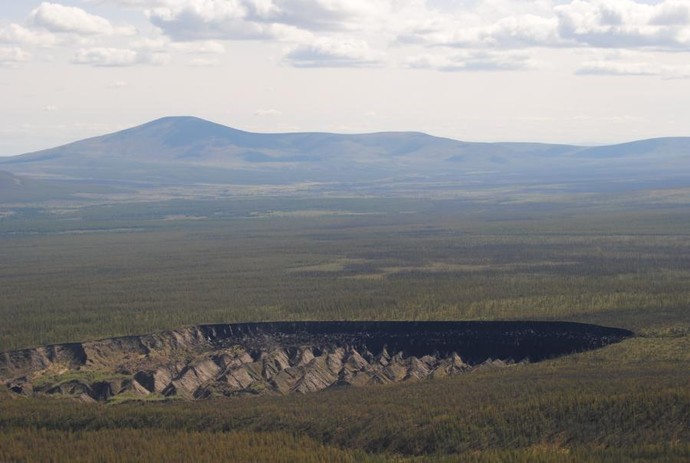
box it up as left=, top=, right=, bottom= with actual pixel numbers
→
left=0, top=429, right=365, bottom=463
left=1, top=197, right=688, bottom=461
left=1, top=198, right=689, bottom=351
left=1, top=334, right=688, bottom=461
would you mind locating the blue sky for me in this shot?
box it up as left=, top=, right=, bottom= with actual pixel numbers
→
left=2, top=0, right=690, bottom=155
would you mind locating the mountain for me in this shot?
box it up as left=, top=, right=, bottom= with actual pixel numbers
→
left=0, top=116, right=575, bottom=165
left=1, top=116, right=688, bottom=192
left=0, top=170, right=24, bottom=190
left=0, top=169, right=124, bottom=203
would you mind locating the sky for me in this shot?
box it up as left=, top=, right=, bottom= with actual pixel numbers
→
left=2, top=0, right=690, bottom=155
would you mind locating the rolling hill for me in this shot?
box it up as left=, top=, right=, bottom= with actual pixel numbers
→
left=0, top=116, right=688, bottom=193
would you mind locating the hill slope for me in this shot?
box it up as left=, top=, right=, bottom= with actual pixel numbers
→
left=0, top=116, right=688, bottom=192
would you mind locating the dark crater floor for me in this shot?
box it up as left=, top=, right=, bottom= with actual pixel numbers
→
left=201, top=321, right=633, bottom=363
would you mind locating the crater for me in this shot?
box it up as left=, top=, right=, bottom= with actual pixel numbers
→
left=0, top=321, right=632, bottom=402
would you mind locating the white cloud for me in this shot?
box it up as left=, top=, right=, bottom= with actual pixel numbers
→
left=486, top=15, right=561, bottom=47
left=576, top=59, right=690, bottom=78
left=0, top=23, right=57, bottom=47
left=555, top=0, right=690, bottom=49
left=0, top=46, right=31, bottom=65
left=255, top=0, right=391, bottom=31
left=187, top=56, right=221, bottom=66
left=398, top=13, right=561, bottom=49
left=72, top=47, right=169, bottom=66
left=147, top=0, right=390, bottom=38
left=89, top=0, right=170, bottom=5
left=148, top=0, right=276, bottom=40
left=172, top=40, right=226, bottom=54
left=73, top=47, right=136, bottom=65
left=406, top=50, right=537, bottom=72
left=132, top=36, right=226, bottom=53
left=283, top=37, right=382, bottom=67
left=146, top=0, right=389, bottom=41
left=395, top=1, right=690, bottom=51
left=130, top=36, right=226, bottom=64
left=130, top=37, right=168, bottom=50
left=74, top=0, right=690, bottom=57
left=651, top=0, right=690, bottom=25
left=43, top=105, right=58, bottom=112
left=29, top=2, right=136, bottom=36
left=254, top=108, right=282, bottom=116
left=576, top=60, right=660, bottom=75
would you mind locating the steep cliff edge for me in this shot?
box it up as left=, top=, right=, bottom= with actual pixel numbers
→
left=0, top=321, right=632, bottom=402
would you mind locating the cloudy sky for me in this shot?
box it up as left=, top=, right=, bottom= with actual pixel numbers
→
left=2, top=0, right=690, bottom=155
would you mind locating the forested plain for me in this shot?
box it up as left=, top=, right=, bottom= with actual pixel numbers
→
left=1, top=196, right=689, bottom=461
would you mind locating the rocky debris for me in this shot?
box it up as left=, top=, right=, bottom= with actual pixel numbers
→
left=0, top=343, right=86, bottom=374
left=177, top=344, right=472, bottom=398
left=0, top=321, right=632, bottom=402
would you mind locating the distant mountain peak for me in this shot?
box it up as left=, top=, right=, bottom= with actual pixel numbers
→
left=140, top=114, right=239, bottom=132
left=0, top=117, right=688, bottom=189
left=138, top=115, right=235, bottom=129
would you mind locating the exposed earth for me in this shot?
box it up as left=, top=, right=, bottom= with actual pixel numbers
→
left=0, top=321, right=632, bottom=402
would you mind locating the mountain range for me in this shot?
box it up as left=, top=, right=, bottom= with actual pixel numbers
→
left=1, top=116, right=689, bottom=196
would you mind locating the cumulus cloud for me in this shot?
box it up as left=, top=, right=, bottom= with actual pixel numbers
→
left=148, top=1, right=280, bottom=40
left=650, top=1, right=690, bottom=25
left=129, top=36, right=226, bottom=65
left=486, top=15, right=562, bottom=47
left=131, top=36, right=226, bottom=52
left=11, top=0, right=690, bottom=74
left=147, top=0, right=389, bottom=40
left=89, top=0, right=170, bottom=5
left=0, top=46, right=32, bottom=65
left=187, top=56, right=221, bottom=66
left=130, top=36, right=169, bottom=50
left=72, top=1, right=690, bottom=56
left=398, top=13, right=561, bottom=49
left=283, top=37, right=382, bottom=67
left=0, top=23, right=57, bottom=47
left=577, top=59, right=690, bottom=78
left=29, top=2, right=136, bottom=36
left=406, top=50, right=536, bottom=72
left=396, top=0, right=690, bottom=51
left=73, top=47, right=136, bottom=65
left=172, top=40, right=226, bottom=54
left=72, top=47, right=169, bottom=66
left=255, top=0, right=390, bottom=31
left=576, top=60, right=660, bottom=75
left=555, top=0, right=690, bottom=49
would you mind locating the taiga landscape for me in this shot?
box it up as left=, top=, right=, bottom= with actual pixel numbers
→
left=2, top=0, right=690, bottom=462
left=1, top=117, right=688, bottom=462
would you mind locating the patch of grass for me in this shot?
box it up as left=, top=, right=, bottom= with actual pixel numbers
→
left=105, top=392, right=171, bottom=405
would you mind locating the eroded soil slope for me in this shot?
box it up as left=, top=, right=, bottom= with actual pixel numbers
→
left=0, top=321, right=632, bottom=402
